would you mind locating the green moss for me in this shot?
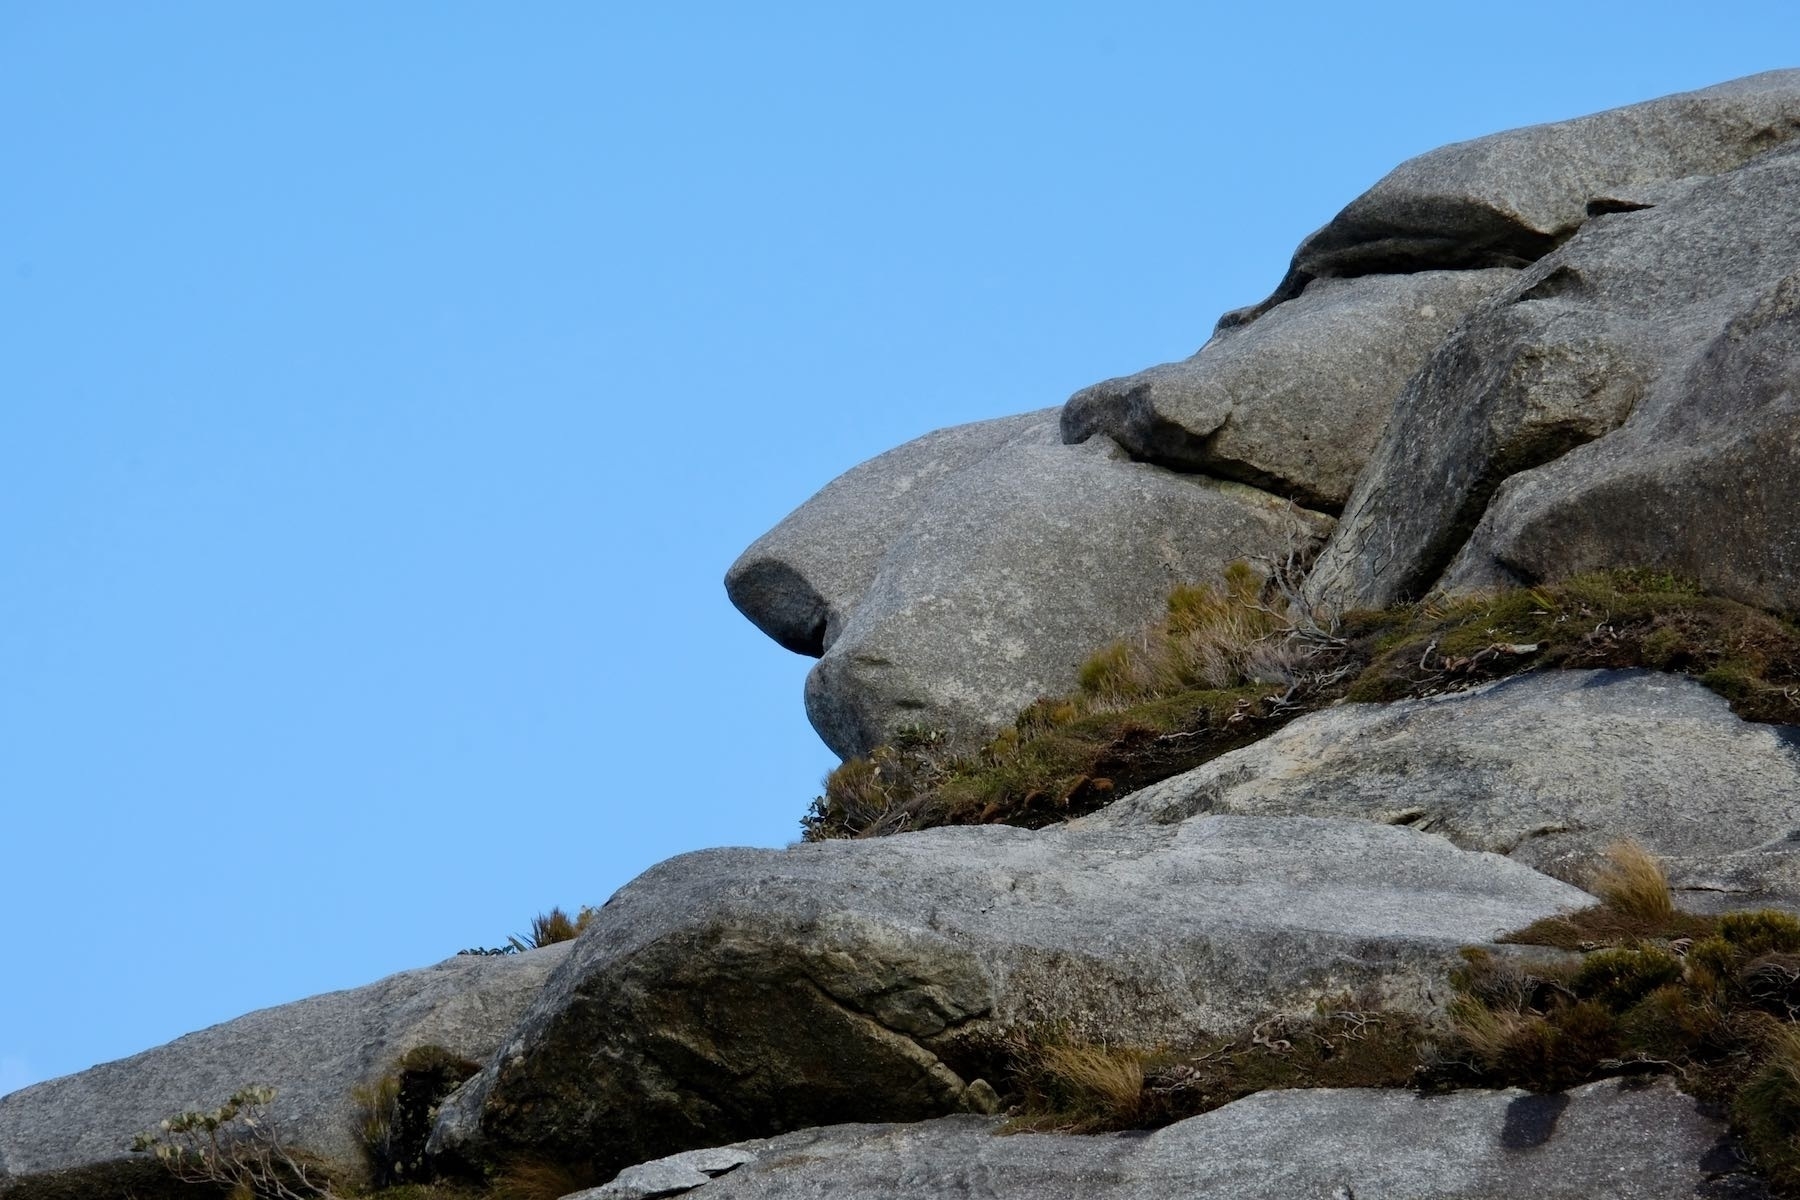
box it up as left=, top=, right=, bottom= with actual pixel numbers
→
left=1570, top=947, right=1684, bottom=1010
left=1722, top=911, right=1800, bottom=957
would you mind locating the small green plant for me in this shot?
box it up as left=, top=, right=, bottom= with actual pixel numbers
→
left=132, top=1085, right=342, bottom=1200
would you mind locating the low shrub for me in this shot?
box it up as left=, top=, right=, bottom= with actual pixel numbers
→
left=132, top=1085, right=342, bottom=1200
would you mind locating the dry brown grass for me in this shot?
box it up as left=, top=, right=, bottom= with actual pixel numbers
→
left=1077, top=562, right=1306, bottom=707
left=1501, top=843, right=1715, bottom=950
left=1589, top=841, right=1676, bottom=923
left=486, top=1159, right=596, bottom=1200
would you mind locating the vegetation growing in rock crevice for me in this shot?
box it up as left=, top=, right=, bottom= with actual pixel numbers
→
left=355, top=1047, right=481, bottom=1189
left=803, top=567, right=1800, bottom=840
left=457, top=906, right=601, bottom=957
left=995, top=844, right=1800, bottom=1197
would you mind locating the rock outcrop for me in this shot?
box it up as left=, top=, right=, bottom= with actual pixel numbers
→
left=1256, top=68, right=1800, bottom=305
left=725, top=410, right=1046, bottom=657
left=735, top=71, right=1800, bottom=754
left=16, top=70, right=1800, bottom=1200
left=427, top=816, right=1587, bottom=1177
left=736, top=414, right=1330, bottom=759
left=0, top=946, right=569, bottom=1198
left=1062, top=268, right=1516, bottom=510
left=1308, top=138, right=1800, bottom=611
left=1088, top=669, right=1800, bottom=912
left=581, top=1078, right=1750, bottom=1200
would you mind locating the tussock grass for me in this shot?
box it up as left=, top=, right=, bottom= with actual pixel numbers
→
left=1589, top=840, right=1678, bottom=923
left=1504, top=843, right=1716, bottom=949
left=1740, top=1026, right=1800, bottom=1188
left=484, top=1160, right=597, bottom=1200
left=1000, top=1002, right=1430, bottom=1135
left=805, top=568, right=1800, bottom=840
left=805, top=561, right=1348, bottom=838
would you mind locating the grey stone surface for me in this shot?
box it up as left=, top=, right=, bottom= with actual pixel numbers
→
left=1255, top=68, right=1800, bottom=311
left=579, top=1077, right=1745, bottom=1200
left=1444, top=261, right=1800, bottom=608
left=1086, top=669, right=1800, bottom=912
left=804, top=417, right=1331, bottom=758
left=0, top=945, right=569, bottom=1196
left=1062, top=270, right=1515, bottom=510
left=575, top=1145, right=758, bottom=1199
left=726, top=410, right=1048, bottom=657
left=430, top=815, right=1587, bottom=1177
left=1307, top=141, right=1800, bottom=612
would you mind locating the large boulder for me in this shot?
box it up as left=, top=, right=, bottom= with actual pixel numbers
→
left=1246, top=68, right=1800, bottom=317
left=0, top=946, right=569, bottom=1199
left=800, top=416, right=1331, bottom=758
left=1061, top=269, right=1516, bottom=511
left=1306, top=140, right=1800, bottom=612
left=427, top=815, right=1588, bottom=1177
left=726, top=410, right=1047, bottom=657
left=1443, top=262, right=1800, bottom=605
left=1087, top=669, right=1800, bottom=912
left=581, top=1077, right=1748, bottom=1200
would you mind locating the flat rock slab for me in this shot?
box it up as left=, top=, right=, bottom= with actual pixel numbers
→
left=579, top=1077, right=1750, bottom=1200
left=799, top=417, right=1330, bottom=758
left=0, top=945, right=569, bottom=1197
left=1086, top=670, right=1800, bottom=912
left=429, top=816, right=1587, bottom=1177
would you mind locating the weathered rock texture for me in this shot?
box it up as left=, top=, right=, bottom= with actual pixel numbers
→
left=1444, top=255, right=1800, bottom=605
left=726, top=410, right=1047, bottom=657
left=1307, top=121, right=1800, bottom=612
left=0, top=946, right=569, bottom=1199
left=1062, top=269, right=1516, bottom=510
left=580, top=1078, right=1749, bottom=1200
left=428, top=816, right=1586, bottom=1177
left=1255, top=68, right=1800, bottom=308
left=1088, top=670, right=1800, bottom=913
left=785, top=416, right=1330, bottom=758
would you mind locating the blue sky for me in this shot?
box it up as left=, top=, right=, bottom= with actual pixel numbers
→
left=2, top=3, right=1796, bottom=1093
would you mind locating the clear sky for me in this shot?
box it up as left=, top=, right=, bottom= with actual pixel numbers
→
left=2, top=3, right=1796, bottom=1095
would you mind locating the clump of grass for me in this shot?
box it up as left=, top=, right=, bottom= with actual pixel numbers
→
left=355, top=1046, right=482, bottom=1188
left=1739, top=1027, right=1800, bottom=1190
left=1001, top=1000, right=1430, bottom=1134
left=1590, top=840, right=1677, bottom=923
left=523, top=906, right=603, bottom=949
left=1440, top=844, right=1800, bottom=1192
left=804, top=569, right=1800, bottom=842
left=989, top=844, right=1800, bottom=1196
left=1503, top=843, right=1716, bottom=950
left=486, top=1158, right=598, bottom=1200
left=1009, top=1040, right=1152, bottom=1132
left=804, top=560, right=1347, bottom=839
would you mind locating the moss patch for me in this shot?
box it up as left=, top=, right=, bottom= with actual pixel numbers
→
left=804, top=568, right=1800, bottom=839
